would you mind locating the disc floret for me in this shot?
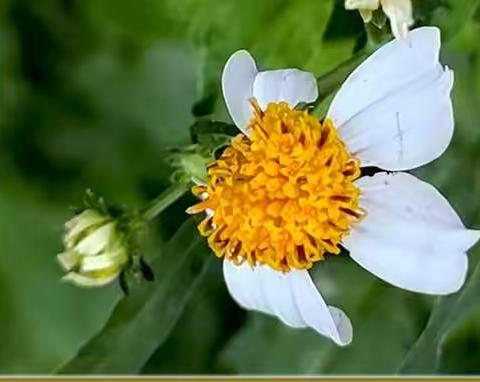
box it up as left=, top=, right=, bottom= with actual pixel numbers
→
left=189, top=101, right=364, bottom=272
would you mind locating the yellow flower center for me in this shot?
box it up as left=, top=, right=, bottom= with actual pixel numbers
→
left=188, top=101, right=364, bottom=272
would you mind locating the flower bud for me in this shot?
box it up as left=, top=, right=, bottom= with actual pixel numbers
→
left=345, top=0, right=413, bottom=40
left=167, top=145, right=213, bottom=185
left=57, top=209, right=129, bottom=287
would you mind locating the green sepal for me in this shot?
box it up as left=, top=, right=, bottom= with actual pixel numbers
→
left=117, top=251, right=155, bottom=295
left=139, top=257, right=155, bottom=282
left=167, top=120, right=237, bottom=185
left=370, top=8, right=388, bottom=29
left=190, top=119, right=238, bottom=145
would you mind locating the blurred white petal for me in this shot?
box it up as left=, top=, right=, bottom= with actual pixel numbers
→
left=74, top=222, right=115, bottom=256
left=345, top=0, right=379, bottom=11
left=359, top=9, right=374, bottom=23
left=65, top=209, right=108, bottom=245
left=57, top=252, right=78, bottom=271
left=80, top=253, right=117, bottom=272
left=62, top=272, right=118, bottom=288
left=381, top=0, right=414, bottom=40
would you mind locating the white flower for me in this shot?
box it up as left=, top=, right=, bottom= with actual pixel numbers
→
left=57, top=209, right=129, bottom=287
left=345, top=0, right=414, bottom=40
left=191, top=27, right=480, bottom=346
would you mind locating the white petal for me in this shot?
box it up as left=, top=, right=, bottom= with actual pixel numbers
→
left=57, top=251, right=79, bottom=271
left=345, top=0, right=380, bottom=11
left=223, top=260, right=352, bottom=345
left=327, top=27, right=454, bottom=171
left=344, top=172, right=480, bottom=295
left=80, top=253, right=117, bottom=273
left=65, top=210, right=108, bottom=245
left=256, top=265, right=306, bottom=328
left=222, top=260, right=280, bottom=318
left=74, top=222, right=115, bottom=256
left=61, top=272, right=118, bottom=287
left=289, top=270, right=352, bottom=346
left=253, top=69, right=318, bottom=110
left=222, top=50, right=258, bottom=134
left=359, top=9, right=374, bottom=23
left=381, top=0, right=413, bottom=40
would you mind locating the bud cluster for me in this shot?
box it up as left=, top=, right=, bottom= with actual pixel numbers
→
left=57, top=209, right=129, bottom=287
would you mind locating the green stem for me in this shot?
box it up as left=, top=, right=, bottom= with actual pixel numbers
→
left=141, top=183, right=189, bottom=221
left=314, top=25, right=390, bottom=106
left=315, top=49, right=371, bottom=104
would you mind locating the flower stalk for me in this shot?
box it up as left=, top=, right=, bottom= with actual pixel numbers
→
left=315, top=49, right=372, bottom=104
left=141, top=183, right=189, bottom=222
left=316, top=25, right=388, bottom=104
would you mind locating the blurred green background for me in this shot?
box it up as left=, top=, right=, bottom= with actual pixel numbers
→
left=1, top=0, right=480, bottom=375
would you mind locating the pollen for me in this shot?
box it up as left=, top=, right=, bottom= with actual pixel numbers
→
left=188, top=101, right=364, bottom=272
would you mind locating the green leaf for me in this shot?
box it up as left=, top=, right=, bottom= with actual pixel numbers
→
left=0, top=185, right=118, bottom=373
left=218, top=314, right=327, bottom=374
left=163, top=0, right=359, bottom=121
left=56, top=219, right=211, bottom=374
left=218, top=290, right=423, bottom=374
left=439, top=309, right=480, bottom=373
left=399, top=259, right=480, bottom=374
left=322, top=289, right=425, bottom=374
left=164, top=0, right=354, bottom=71
left=141, top=262, right=235, bottom=374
